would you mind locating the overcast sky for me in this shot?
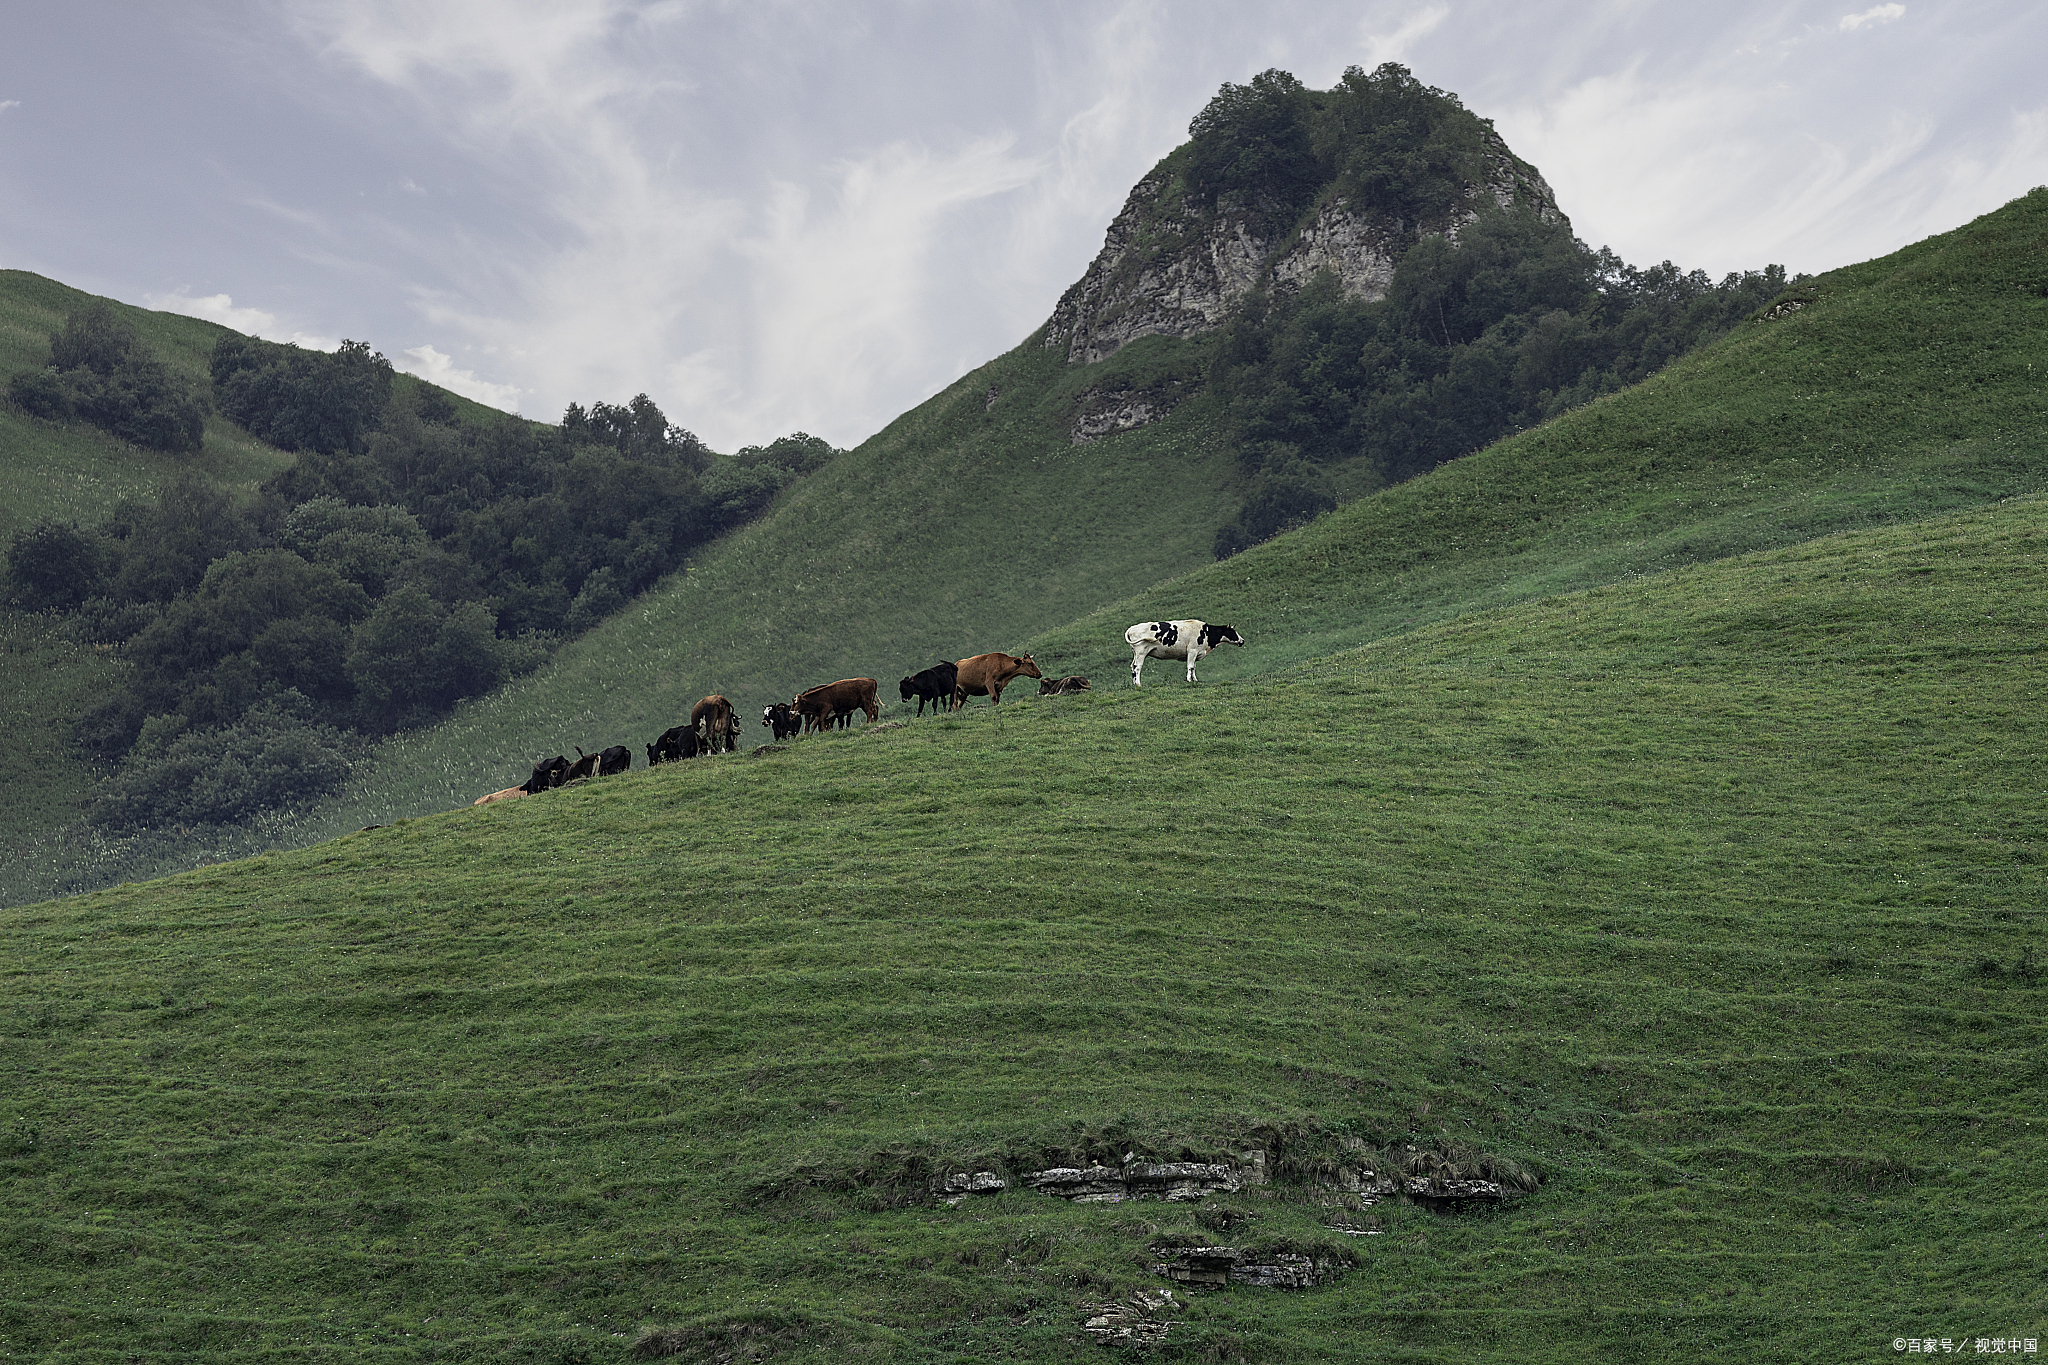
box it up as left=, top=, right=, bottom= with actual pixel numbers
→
left=2, top=1, right=2042, bottom=450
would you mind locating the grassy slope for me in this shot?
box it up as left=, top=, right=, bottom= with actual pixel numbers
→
left=1023, top=188, right=2048, bottom=684
left=1, top=495, right=2040, bottom=1362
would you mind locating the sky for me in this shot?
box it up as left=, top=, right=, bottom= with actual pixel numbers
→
left=2, top=0, right=2042, bottom=451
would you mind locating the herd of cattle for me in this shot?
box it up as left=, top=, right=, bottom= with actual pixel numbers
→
left=471, top=619, right=1244, bottom=807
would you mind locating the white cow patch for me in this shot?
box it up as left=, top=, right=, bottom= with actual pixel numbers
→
left=1124, top=618, right=1246, bottom=686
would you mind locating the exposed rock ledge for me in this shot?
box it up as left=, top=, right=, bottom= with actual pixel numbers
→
left=1042, top=129, right=1564, bottom=367
left=1152, top=1244, right=1344, bottom=1291
left=938, top=1151, right=1267, bottom=1204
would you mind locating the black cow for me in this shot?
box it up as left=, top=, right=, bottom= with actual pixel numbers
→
left=647, top=725, right=700, bottom=765
left=899, top=662, right=960, bottom=716
left=520, top=754, right=569, bottom=793
left=561, top=749, right=602, bottom=783
left=598, top=745, right=632, bottom=776
left=762, top=702, right=802, bottom=741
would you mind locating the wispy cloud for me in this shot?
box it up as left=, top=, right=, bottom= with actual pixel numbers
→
left=400, top=344, right=521, bottom=412
left=1840, top=4, right=1906, bottom=32
left=283, top=0, right=1186, bottom=448
left=0, top=99, right=21, bottom=113
left=147, top=291, right=341, bottom=351
left=1360, top=4, right=1451, bottom=68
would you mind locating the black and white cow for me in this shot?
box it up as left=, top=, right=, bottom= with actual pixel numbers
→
left=1125, top=619, right=1246, bottom=686
left=762, top=702, right=803, bottom=741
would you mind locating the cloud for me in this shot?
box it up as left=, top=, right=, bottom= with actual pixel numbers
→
left=146, top=291, right=341, bottom=351
left=283, top=0, right=1166, bottom=448
left=400, top=344, right=522, bottom=412
left=0, top=99, right=20, bottom=113
left=1359, top=3, right=1451, bottom=68
left=1839, top=4, right=1905, bottom=32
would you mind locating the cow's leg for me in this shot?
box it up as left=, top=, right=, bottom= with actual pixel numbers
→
left=1131, top=645, right=1148, bottom=687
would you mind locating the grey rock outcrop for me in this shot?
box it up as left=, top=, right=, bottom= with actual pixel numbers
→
left=1024, top=1153, right=1265, bottom=1204
left=1042, top=130, right=1564, bottom=366
left=1080, top=1289, right=1176, bottom=1347
left=1151, top=1245, right=1343, bottom=1291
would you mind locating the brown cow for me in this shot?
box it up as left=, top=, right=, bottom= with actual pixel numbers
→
left=952, top=652, right=1043, bottom=709
left=691, top=695, right=739, bottom=754
left=561, top=749, right=603, bottom=783
left=1038, top=674, right=1091, bottom=696
left=473, top=786, right=526, bottom=806
left=795, top=677, right=879, bottom=732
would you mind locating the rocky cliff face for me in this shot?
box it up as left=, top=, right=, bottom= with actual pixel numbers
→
left=1044, top=128, right=1564, bottom=367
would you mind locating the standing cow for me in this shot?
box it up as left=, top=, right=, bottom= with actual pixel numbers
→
left=692, top=695, right=740, bottom=754
left=1125, top=620, right=1245, bottom=686
left=762, top=702, right=803, bottom=741
left=952, top=652, right=1043, bottom=709
left=899, top=662, right=960, bottom=717
left=648, top=725, right=700, bottom=765
left=795, top=678, right=880, bottom=732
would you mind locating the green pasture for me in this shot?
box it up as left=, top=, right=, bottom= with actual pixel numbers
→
left=3, top=496, right=2041, bottom=1361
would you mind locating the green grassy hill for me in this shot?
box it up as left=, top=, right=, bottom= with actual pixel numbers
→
left=3, top=492, right=2040, bottom=1362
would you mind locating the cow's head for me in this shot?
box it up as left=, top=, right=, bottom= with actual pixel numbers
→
left=898, top=676, right=917, bottom=701
left=1017, top=653, right=1044, bottom=679
left=1202, top=624, right=1246, bottom=649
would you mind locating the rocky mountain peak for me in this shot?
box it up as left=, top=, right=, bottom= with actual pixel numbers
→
left=1043, top=66, right=1564, bottom=366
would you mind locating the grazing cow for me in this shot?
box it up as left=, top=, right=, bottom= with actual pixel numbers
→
left=899, top=662, right=960, bottom=717
left=520, top=754, right=570, bottom=794
left=762, top=702, right=803, bottom=741
left=1125, top=619, right=1245, bottom=686
left=561, top=749, right=603, bottom=783
left=647, top=725, right=700, bottom=765
left=473, top=786, right=526, bottom=806
left=1038, top=674, right=1091, bottom=696
left=598, top=745, right=632, bottom=776
left=952, top=652, right=1043, bottom=709
left=795, top=677, right=880, bottom=733
left=691, top=695, right=739, bottom=755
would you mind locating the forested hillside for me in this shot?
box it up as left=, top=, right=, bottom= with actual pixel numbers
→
left=1, top=278, right=834, bottom=895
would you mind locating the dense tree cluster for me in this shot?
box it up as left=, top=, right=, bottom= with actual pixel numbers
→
left=1199, top=67, right=1793, bottom=556
left=4, top=333, right=837, bottom=831
left=5, top=302, right=207, bottom=452
left=1183, top=64, right=1495, bottom=235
